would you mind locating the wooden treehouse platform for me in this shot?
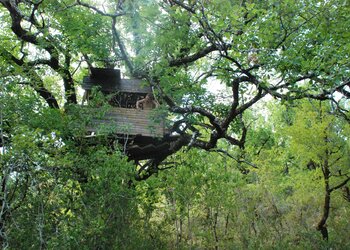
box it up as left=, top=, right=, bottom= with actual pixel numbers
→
left=89, top=107, right=166, bottom=138
left=82, top=68, right=174, bottom=161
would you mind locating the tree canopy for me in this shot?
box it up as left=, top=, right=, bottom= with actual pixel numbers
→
left=0, top=0, right=349, bottom=248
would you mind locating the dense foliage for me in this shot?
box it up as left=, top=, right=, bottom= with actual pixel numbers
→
left=1, top=0, right=349, bottom=249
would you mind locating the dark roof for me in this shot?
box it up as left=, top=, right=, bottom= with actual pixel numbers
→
left=82, top=68, right=152, bottom=93
left=91, top=68, right=121, bottom=78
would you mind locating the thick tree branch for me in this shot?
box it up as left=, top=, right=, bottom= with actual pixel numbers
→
left=1, top=0, right=77, bottom=105
left=221, top=76, right=250, bottom=129
left=1, top=1, right=59, bottom=65
left=329, top=177, right=350, bottom=193
left=0, top=48, right=59, bottom=108
left=111, top=17, right=134, bottom=74
left=20, top=82, right=59, bottom=109
left=236, top=87, right=266, bottom=115
left=169, top=44, right=217, bottom=67
left=75, top=1, right=133, bottom=75
left=171, top=106, right=222, bottom=135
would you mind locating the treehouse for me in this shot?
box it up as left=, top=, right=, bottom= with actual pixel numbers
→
left=82, top=68, right=172, bottom=160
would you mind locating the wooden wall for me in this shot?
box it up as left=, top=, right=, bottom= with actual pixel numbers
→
left=89, top=107, right=165, bottom=138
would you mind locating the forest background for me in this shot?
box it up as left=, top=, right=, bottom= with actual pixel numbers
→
left=0, top=0, right=350, bottom=249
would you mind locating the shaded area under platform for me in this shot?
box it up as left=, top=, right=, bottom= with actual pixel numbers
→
left=83, top=133, right=179, bottom=161
left=124, top=135, right=178, bottom=161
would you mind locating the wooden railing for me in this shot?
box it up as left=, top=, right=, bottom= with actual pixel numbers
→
left=88, top=107, right=166, bottom=137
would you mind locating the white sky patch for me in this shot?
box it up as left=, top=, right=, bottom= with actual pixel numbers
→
left=206, top=79, right=227, bottom=95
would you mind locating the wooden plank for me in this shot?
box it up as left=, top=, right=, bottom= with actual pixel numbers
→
left=120, top=79, right=152, bottom=93
left=89, top=107, right=165, bottom=137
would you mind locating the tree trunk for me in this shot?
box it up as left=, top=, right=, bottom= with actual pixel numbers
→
left=212, top=208, right=219, bottom=250
left=316, top=158, right=330, bottom=241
